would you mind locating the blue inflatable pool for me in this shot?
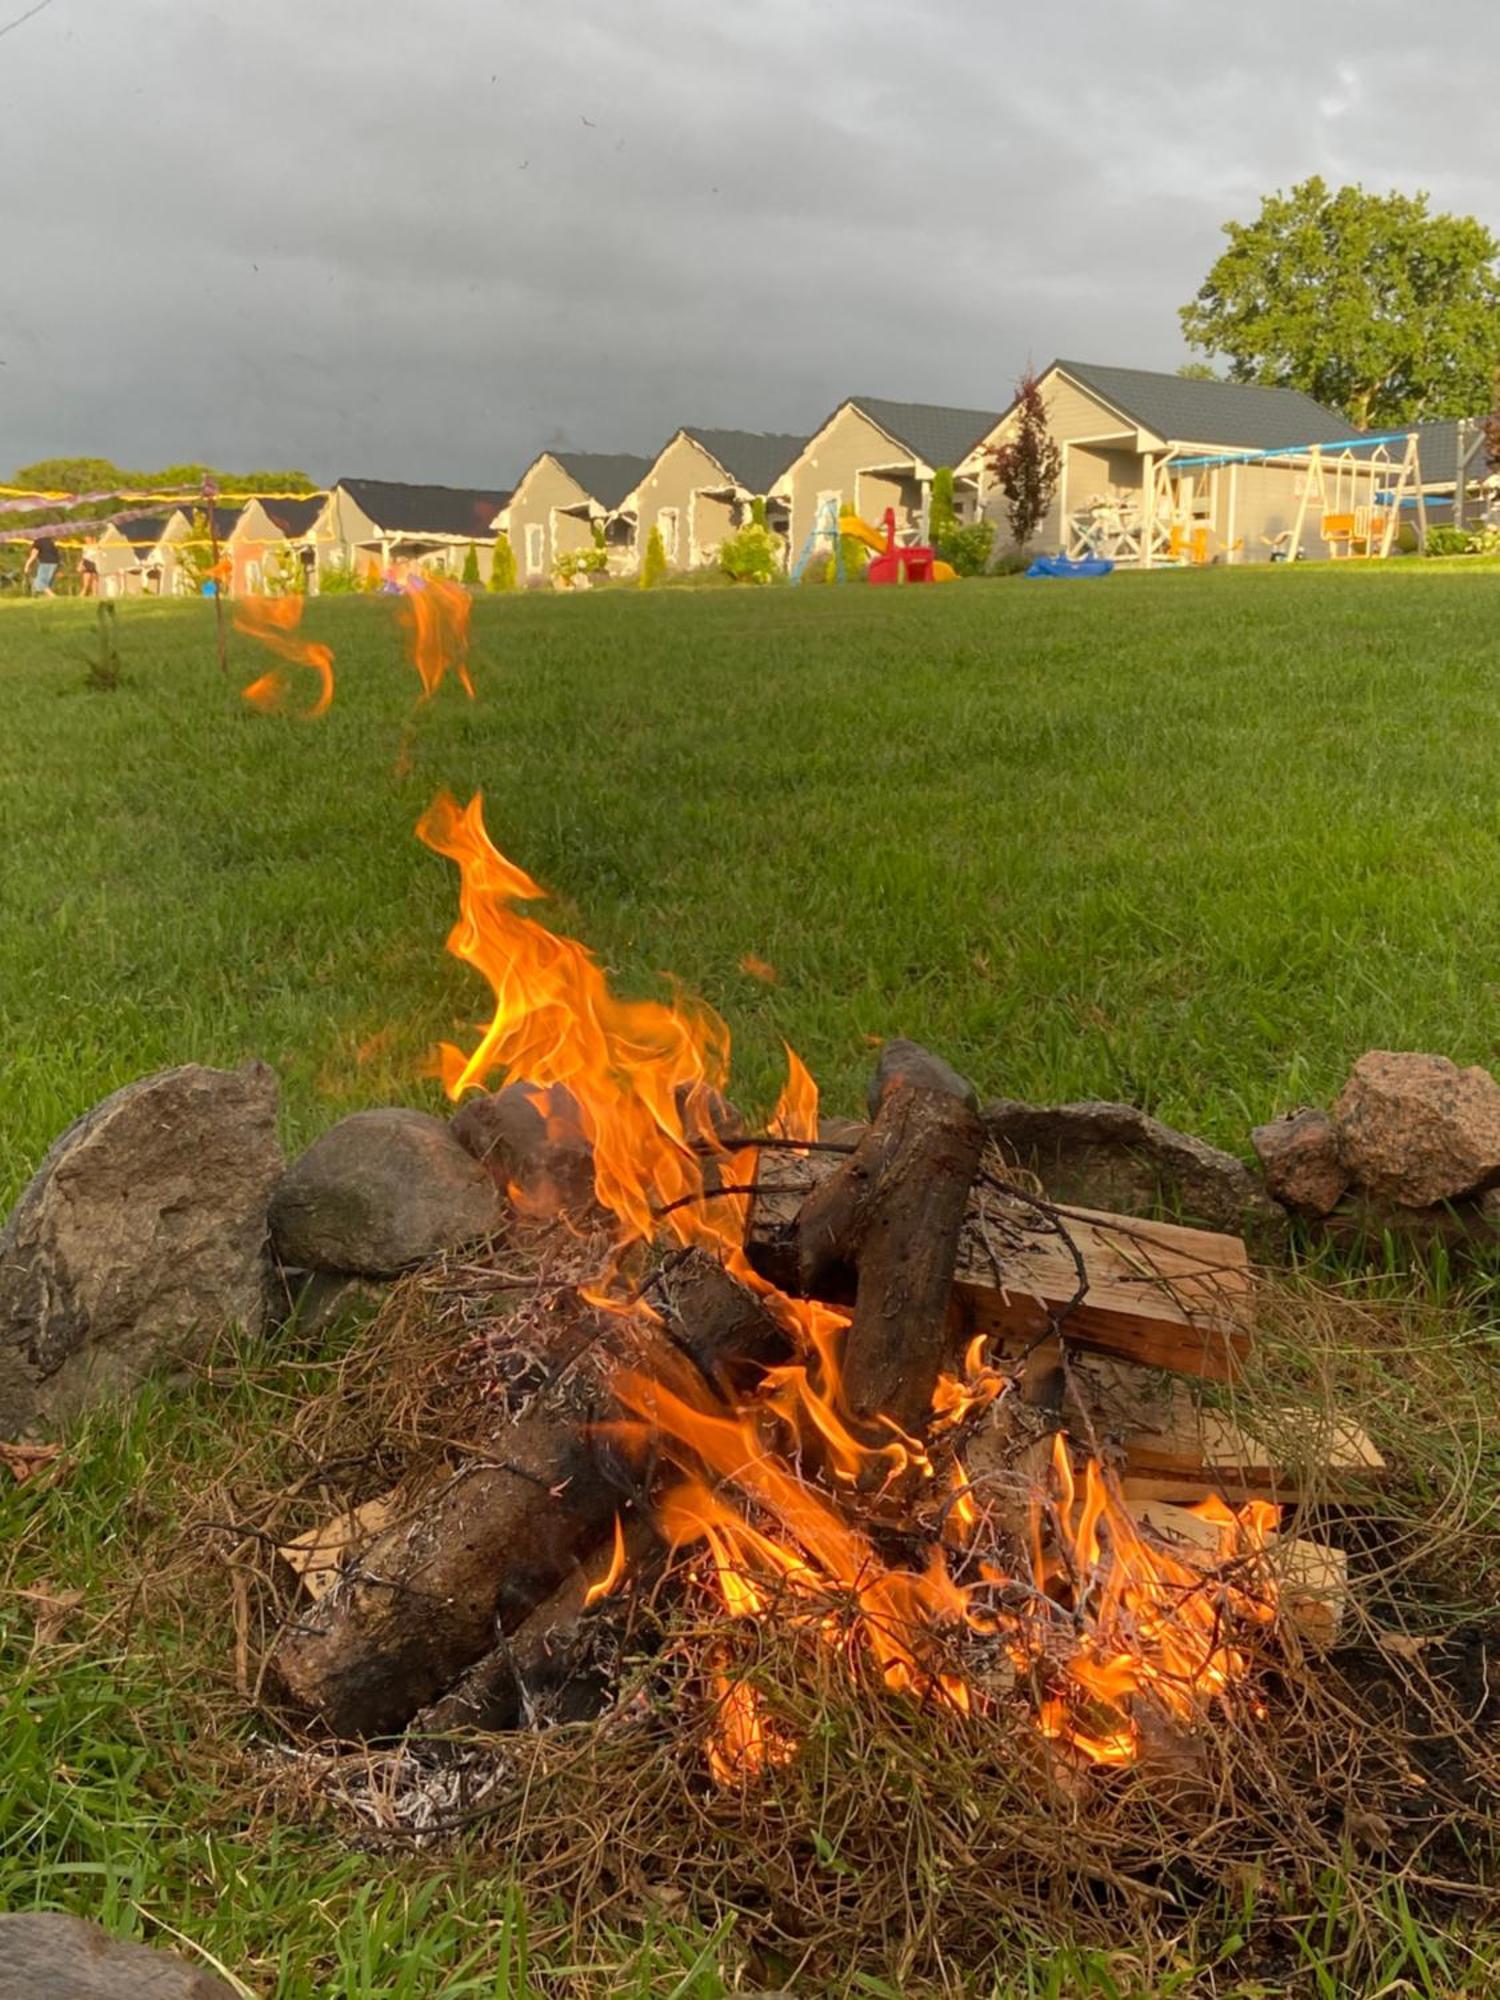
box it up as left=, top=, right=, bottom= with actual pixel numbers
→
left=1025, top=556, right=1115, bottom=579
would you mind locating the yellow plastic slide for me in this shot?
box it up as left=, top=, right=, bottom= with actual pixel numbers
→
left=836, top=508, right=958, bottom=581
left=837, top=508, right=888, bottom=554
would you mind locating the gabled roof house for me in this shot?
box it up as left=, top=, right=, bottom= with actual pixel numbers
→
left=780, top=396, right=1003, bottom=563
left=965, top=361, right=1365, bottom=564
left=125, top=504, right=244, bottom=595
left=624, top=427, right=808, bottom=570
left=312, top=478, right=512, bottom=583
left=229, top=496, right=323, bottom=595
left=497, top=451, right=655, bottom=583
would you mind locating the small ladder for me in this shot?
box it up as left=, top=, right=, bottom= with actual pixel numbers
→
left=789, top=497, right=845, bottom=585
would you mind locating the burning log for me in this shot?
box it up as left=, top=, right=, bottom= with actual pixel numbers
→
left=269, top=1251, right=788, bottom=1738
left=412, top=1516, right=663, bottom=1737
left=792, top=1084, right=987, bottom=1438
left=750, top=1149, right=1253, bottom=1383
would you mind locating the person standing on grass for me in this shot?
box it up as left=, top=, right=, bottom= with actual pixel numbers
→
left=80, top=539, right=100, bottom=597
left=23, top=533, right=60, bottom=596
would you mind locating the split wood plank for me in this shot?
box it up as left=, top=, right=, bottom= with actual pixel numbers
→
left=747, top=1149, right=1254, bottom=1383
left=1058, top=1350, right=1386, bottom=1504
left=1129, top=1499, right=1348, bottom=1651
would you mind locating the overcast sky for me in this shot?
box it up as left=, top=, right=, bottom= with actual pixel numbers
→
left=2, top=0, right=1496, bottom=488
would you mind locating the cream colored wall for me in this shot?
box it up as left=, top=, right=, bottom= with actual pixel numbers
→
left=1217, top=460, right=1319, bottom=561
left=690, top=490, right=736, bottom=557
left=92, top=525, right=141, bottom=596
left=228, top=499, right=285, bottom=595
left=786, top=406, right=922, bottom=557
left=853, top=469, right=921, bottom=533
left=308, top=488, right=382, bottom=584
left=505, top=457, right=594, bottom=581
left=630, top=434, right=725, bottom=569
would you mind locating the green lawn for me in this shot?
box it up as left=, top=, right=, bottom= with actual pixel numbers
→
left=4, top=572, right=1500, bottom=1997
left=4, top=567, right=1500, bottom=1208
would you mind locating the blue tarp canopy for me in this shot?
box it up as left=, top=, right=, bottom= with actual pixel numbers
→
left=1026, top=555, right=1114, bottom=579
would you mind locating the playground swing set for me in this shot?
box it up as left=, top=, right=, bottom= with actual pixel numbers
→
left=1067, top=432, right=1428, bottom=569
left=1139, top=431, right=1428, bottom=567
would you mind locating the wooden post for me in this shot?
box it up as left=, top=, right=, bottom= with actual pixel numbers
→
left=1227, top=460, right=1239, bottom=563
left=203, top=479, right=227, bottom=677
left=1140, top=454, right=1154, bottom=569
left=1411, top=433, right=1429, bottom=554
left=1057, top=441, right=1071, bottom=556
left=1454, top=420, right=1470, bottom=535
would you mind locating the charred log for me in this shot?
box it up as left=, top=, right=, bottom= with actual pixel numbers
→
left=269, top=1251, right=787, bottom=1739
left=793, top=1084, right=986, bottom=1437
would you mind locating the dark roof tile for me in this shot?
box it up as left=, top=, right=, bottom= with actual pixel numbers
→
left=551, top=452, right=656, bottom=511
left=258, top=496, right=323, bottom=536
left=680, top=428, right=809, bottom=493
left=337, top=477, right=511, bottom=538
left=847, top=396, right=1004, bottom=469
left=1053, top=362, right=1354, bottom=450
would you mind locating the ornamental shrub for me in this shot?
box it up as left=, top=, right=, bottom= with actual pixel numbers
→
left=462, top=543, right=481, bottom=586
left=640, top=524, right=667, bottom=589
left=1424, top=523, right=1482, bottom=556
left=718, top=521, right=782, bottom=583
left=927, top=466, right=995, bottom=574
left=489, top=532, right=517, bottom=592
left=555, top=546, right=608, bottom=583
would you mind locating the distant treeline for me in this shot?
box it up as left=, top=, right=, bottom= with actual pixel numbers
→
left=9, top=458, right=317, bottom=498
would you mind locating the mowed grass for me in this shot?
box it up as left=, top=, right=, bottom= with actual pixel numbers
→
left=5, top=572, right=1500, bottom=1997
left=5, top=565, right=1500, bottom=1207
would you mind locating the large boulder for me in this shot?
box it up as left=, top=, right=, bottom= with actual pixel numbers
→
left=0, top=1911, right=240, bottom=1997
left=1334, top=1051, right=1500, bottom=1208
left=1251, top=1107, right=1349, bottom=1218
left=270, top=1108, right=503, bottom=1275
left=0, top=1063, right=281, bottom=1439
left=983, top=1097, right=1276, bottom=1240
left=867, top=1038, right=979, bottom=1117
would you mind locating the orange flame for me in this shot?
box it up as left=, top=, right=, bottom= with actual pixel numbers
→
left=395, top=573, right=474, bottom=702
left=420, top=791, right=1282, bottom=1778
left=583, top=1512, right=630, bottom=1608
left=235, top=596, right=334, bottom=718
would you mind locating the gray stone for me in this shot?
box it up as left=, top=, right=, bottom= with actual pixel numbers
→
left=866, top=1038, right=979, bottom=1118
left=0, top=1912, right=240, bottom=1998
left=451, top=1081, right=595, bottom=1209
left=289, top=1270, right=389, bottom=1336
left=270, top=1108, right=503, bottom=1276
left=982, top=1097, right=1278, bottom=1241
left=1251, top=1107, right=1349, bottom=1218
left=1334, top=1050, right=1500, bottom=1208
left=0, top=1063, right=281, bottom=1440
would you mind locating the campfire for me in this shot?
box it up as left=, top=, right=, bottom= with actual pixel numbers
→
left=268, top=787, right=1360, bottom=1782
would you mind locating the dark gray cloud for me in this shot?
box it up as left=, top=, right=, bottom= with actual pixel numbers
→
left=2, top=0, right=1495, bottom=485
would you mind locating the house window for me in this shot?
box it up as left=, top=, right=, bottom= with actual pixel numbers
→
left=525, top=523, right=545, bottom=574
left=657, top=508, right=679, bottom=561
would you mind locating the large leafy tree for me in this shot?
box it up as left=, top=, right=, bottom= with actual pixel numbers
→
left=1180, top=178, right=1500, bottom=428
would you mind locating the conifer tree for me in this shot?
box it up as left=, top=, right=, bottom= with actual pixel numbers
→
left=640, top=524, right=667, bottom=589
left=488, top=533, right=517, bottom=592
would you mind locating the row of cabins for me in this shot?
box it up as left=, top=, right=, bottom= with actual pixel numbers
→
left=89, top=363, right=1490, bottom=596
